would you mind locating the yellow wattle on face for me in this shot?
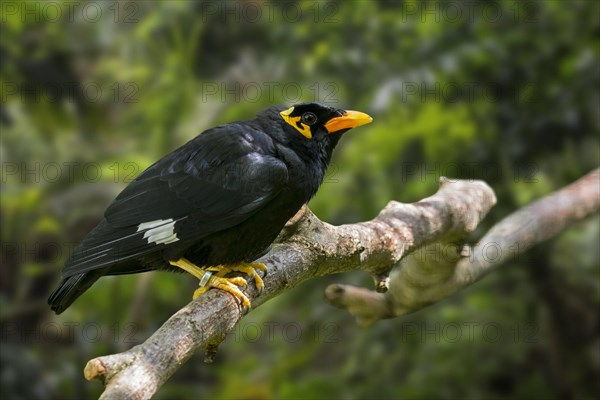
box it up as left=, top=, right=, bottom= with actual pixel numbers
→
left=280, top=107, right=313, bottom=139
left=280, top=106, right=373, bottom=139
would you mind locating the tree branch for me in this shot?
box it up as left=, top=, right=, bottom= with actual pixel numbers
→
left=326, top=168, right=600, bottom=325
left=83, top=169, right=598, bottom=399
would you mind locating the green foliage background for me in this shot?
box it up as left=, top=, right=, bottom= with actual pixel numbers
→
left=1, top=1, right=599, bottom=399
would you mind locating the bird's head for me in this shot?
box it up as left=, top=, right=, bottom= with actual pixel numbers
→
left=277, top=102, right=373, bottom=141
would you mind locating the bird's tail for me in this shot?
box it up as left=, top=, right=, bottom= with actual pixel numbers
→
left=48, top=272, right=100, bottom=314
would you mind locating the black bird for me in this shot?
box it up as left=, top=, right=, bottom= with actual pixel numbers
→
left=48, top=102, right=372, bottom=314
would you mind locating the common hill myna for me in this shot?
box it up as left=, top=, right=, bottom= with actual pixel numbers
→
left=49, top=102, right=372, bottom=313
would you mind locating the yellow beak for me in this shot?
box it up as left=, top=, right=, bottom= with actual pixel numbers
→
left=324, top=110, right=373, bottom=133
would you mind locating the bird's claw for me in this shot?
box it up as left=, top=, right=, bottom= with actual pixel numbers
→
left=252, top=269, right=265, bottom=295
left=221, top=262, right=267, bottom=295
left=194, top=273, right=251, bottom=308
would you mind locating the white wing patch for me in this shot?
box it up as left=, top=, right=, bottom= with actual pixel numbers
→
left=137, top=219, right=179, bottom=245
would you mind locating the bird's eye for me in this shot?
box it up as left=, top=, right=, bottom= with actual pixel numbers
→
left=301, top=112, right=318, bottom=126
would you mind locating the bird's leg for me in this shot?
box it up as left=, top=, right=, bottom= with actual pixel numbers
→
left=168, top=259, right=267, bottom=309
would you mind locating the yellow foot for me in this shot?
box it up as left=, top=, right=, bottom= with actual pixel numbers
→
left=169, top=259, right=267, bottom=309
left=226, top=262, right=267, bottom=293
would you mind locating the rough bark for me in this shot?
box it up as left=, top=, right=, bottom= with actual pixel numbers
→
left=327, top=168, right=600, bottom=324
left=83, top=169, right=599, bottom=399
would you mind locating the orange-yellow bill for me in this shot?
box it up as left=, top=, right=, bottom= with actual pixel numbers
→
left=324, top=110, right=373, bottom=133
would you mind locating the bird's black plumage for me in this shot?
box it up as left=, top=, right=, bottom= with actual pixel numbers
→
left=48, top=103, right=372, bottom=313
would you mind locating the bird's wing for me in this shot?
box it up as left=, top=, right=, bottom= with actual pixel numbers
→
left=62, top=124, right=288, bottom=276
